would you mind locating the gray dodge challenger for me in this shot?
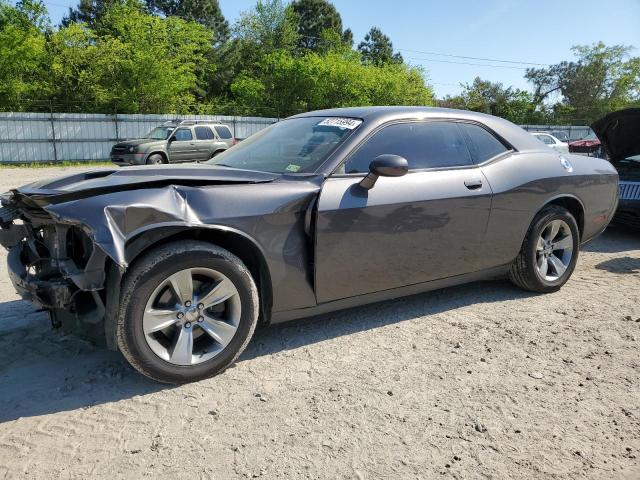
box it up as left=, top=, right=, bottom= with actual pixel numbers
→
left=0, top=107, right=619, bottom=383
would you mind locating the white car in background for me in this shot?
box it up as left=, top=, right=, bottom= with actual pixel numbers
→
left=531, top=132, right=569, bottom=154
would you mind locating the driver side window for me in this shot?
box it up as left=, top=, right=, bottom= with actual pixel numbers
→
left=342, top=121, right=473, bottom=174
left=174, top=128, right=193, bottom=141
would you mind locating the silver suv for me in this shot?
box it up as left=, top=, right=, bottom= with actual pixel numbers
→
left=110, top=120, right=236, bottom=166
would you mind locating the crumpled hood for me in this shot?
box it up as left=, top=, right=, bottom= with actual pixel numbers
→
left=15, top=165, right=280, bottom=206
left=591, top=108, right=640, bottom=160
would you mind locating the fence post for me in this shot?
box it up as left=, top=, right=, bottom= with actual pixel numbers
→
left=114, top=110, right=119, bottom=141
left=49, top=101, right=58, bottom=163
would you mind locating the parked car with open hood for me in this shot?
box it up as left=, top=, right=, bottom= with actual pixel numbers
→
left=591, top=108, right=640, bottom=227
left=0, top=107, right=618, bottom=383
left=110, top=120, right=236, bottom=166
left=569, top=131, right=603, bottom=157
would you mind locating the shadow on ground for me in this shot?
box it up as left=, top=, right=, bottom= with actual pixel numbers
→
left=581, top=225, right=639, bottom=253
left=0, top=277, right=533, bottom=423
left=595, top=256, right=640, bottom=274
left=0, top=299, right=166, bottom=422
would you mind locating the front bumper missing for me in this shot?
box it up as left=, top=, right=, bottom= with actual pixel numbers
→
left=7, top=245, right=75, bottom=309
left=1, top=214, right=111, bottom=344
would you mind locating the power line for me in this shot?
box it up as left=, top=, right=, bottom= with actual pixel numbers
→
left=297, top=34, right=548, bottom=68
left=399, top=48, right=549, bottom=66
left=404, top=56, right=530, bottom=70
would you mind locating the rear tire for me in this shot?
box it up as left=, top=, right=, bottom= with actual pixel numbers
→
left=509, top=205, right=579, bottom=293
left=117, top=241, right=259, bottom=384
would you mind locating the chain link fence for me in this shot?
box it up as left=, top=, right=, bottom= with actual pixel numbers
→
left=0, top=111, right=279, bottom=164
left=520, top=124, right=592, bottom=142
left=0, top=105, right=599, bottom=164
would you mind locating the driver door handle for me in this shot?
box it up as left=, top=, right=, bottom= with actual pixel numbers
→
left=464, top=179, right=483, bottom=190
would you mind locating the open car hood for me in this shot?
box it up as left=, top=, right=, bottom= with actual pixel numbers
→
left=591, top=108, right=640, bottom=160
left=14, top=165, right=280, bottom=205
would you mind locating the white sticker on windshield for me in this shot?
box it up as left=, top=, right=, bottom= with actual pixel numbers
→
left=317, top=117, right=362, bottom=130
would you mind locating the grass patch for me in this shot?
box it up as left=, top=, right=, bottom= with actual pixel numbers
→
left=0, top=161, right=114, bottom=169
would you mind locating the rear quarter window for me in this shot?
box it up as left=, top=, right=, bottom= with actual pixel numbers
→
left=195, top=126, right=215, bottom=140
left=214, top=126, right=233, bottom=139
left=459, top=123, right=509, bottom=163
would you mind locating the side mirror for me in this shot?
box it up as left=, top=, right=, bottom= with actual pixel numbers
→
left=168, top=135, right=177, bottom=143
left=359, top=154, right=409, bottom=190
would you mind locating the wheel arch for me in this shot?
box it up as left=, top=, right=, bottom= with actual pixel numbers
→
left=542, top=194, right=585, bottom=240
left=146, top=151, right=168, bottom=163
left=123, top=225, right=273, bottom=323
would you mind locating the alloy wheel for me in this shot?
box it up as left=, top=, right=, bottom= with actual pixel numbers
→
left=535, top=219, right=574, bottom=282
left=142, top=267, right=241, bottom=366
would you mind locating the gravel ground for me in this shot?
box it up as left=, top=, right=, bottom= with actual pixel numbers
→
left=0, top=166, right=638, bottom=479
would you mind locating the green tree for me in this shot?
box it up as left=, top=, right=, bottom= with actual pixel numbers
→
left=231, top=49, right=434, bottom=116
left=358, top=27, right=402, bottom=66
left=442, top=77, right=545, bottom=124
left=205, top=0, right=299, bottom=102
left=146, top=0, right=229, bottom=44
left=61, top=0, right=128, bottom=28
left=50, top=2, right=212, bottom=112
left=0, top=0, right=50, bottom=109
left=290, top=0, right=343, bottom=51
left=341, top=27, right=353, bottom=47
left=234, top=0, right=298, bottom=53
left=525, top=42, right=640, bottom=123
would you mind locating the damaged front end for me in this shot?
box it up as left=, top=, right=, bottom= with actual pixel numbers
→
left=0, top=192, right=110, bottom=343
left=1, top=164, right=318, bottom=351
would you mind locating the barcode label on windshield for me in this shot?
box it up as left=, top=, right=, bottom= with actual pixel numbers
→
left=317, top=118, right=362, bottom=130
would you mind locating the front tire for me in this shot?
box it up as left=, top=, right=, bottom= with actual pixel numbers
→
left=509, top=205, right=580, bottom=293
left=117, top=241, right=259, bottom=384
left=146, top=154, right=165, bottom=165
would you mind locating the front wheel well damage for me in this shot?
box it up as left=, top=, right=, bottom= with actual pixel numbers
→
left=122, top=227, right=273, bottom=321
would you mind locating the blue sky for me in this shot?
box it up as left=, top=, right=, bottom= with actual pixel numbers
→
left=42, top=0, right=640, bottom=98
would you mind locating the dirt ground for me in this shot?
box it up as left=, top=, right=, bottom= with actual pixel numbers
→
left=0, top=166, right=638, bottom=480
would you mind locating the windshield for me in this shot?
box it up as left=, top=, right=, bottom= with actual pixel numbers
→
left=580, top=132, right=598, bottom=141
left=205, top=116, right=362, bottom=173
left=145, top=127, right=174, bottom=140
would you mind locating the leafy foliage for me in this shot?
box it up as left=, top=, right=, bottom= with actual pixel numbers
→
left=231, top=49, right=434, bottom=117
left=1, top=0, right=636, bottom=125
left=51, top=2, right=212, bottom=112
left=0, top=0, right=50, bottom=108
left=525, top=42, right=640, bottom=123
left=145, top=0, right=229, bottom=44
left=234, top=0, right=298, bottom=53
left=289, top=0, right=344, bottom=51
left=442, top=77, right=546, bottom=124
left=61, top=0, right=126, bottom=28
left=358, top=27, right=403, bottom=66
